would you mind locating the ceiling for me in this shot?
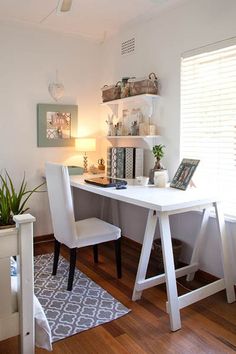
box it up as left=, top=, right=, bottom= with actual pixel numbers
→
left=0, top=0, right=186, bottom=42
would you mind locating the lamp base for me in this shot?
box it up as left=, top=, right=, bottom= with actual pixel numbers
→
left=83, top=155, right=88, bottom=173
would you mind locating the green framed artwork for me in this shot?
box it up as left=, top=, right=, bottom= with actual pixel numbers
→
left=37, top=103, right=78, bottom=147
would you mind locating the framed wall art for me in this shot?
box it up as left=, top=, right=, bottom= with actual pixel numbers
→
left=37, top=103, right=78, bottom=147
left=170, top=158, right=200, bottom=190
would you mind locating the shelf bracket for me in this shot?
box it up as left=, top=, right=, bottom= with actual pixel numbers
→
left=106, top=103, right=119, bottom=118
left=143, top=96, right=154, bottom=117
left=101, top=94, right=160, bottom=119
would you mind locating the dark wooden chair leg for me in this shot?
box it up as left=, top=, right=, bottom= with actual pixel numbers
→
left=93, top=244, right=98, bottom=263
left=52, top=239, right=61, bottom=276
left=115, top=238, right=122, bottom=278
left=67, top=248, right=77, bottom=291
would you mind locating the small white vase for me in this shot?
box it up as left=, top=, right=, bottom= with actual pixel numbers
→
left=154, top=170, right=168, bottom=188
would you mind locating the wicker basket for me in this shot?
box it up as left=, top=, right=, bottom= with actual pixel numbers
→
left=101, top=81, right=121, bottom=102
left=129, top=72, right=158, bottom=96
left=152, top=238, right=182, bottom=272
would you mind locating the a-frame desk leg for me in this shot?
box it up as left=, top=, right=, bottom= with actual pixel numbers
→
left=159, top=212, right=181, bottom=331
left=132, top=209, right=157, bottom=301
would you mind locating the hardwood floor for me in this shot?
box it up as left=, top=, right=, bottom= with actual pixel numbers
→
left=1, top=238, right=236, bottom=354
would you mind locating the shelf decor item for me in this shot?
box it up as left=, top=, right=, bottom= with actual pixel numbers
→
left=97, top=158, right=105, bottom=171
left=170, top=158, right=200, bottom=190
left=149, top=124, right=156, bottom=135
left=130, top=120, right=139, bottom=136
left=149, top=144, right=166, bottom=184
left=120, top=77, right=130, bottom=98
left=106, top=114, right=114, bottom=136
left=128, top=73, right=158, bottom=96
left=101, top=81, right=121, bottom=102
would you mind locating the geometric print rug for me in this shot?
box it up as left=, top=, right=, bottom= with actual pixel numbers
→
left=34, top=253, right=130, bottom=343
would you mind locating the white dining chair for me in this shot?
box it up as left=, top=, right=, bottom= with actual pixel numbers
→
left=45, top=162, right=122, bottom=291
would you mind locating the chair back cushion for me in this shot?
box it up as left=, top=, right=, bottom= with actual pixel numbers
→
left=45, top=162, right=77, bottom=247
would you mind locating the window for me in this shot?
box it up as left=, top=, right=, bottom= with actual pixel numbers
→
left=181, top=41, right=236, bottom=218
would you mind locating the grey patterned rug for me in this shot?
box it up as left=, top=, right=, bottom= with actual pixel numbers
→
left=34, top=253, right=130, bottom=343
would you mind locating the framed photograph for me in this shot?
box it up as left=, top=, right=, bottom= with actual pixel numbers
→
left=37, top=103, right=78, bottom=147
left=170, top=159, right=200, bottom=190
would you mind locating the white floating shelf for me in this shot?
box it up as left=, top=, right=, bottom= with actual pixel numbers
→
left=106, top=135, right=161, bottom=149
left=101, top=94, right=160, bottom=106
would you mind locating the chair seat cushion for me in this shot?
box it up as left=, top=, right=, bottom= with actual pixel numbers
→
left=74, top=217, right=121, bottom=248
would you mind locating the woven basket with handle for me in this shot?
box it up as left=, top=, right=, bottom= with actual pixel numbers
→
left=129, top=72, right=158, bottom=96
left=152, top=238, right=182, bottom=272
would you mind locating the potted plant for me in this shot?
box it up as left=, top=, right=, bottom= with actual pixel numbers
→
left=152, top=144, right=165, bottom=170
left=0, top=171, right=44, bottom=229
left=149, top=144, right=167, bottom=185
left=0, top=182, right=13, bottom=228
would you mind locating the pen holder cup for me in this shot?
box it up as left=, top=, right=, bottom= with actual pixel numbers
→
left=154, top=170, right=168, bottom=188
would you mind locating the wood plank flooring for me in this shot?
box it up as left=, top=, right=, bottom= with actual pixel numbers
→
left=0, top=238, right=236, bottom=354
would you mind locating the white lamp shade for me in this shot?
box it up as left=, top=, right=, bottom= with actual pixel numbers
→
left=76, top=138, right=96, bottom=152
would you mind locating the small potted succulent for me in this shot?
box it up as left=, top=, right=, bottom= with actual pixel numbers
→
left=0, top=171, right=44, bottom=229
left=149, top=144, right=168, bottom=185
left=152, top=144, right=165, bottom=170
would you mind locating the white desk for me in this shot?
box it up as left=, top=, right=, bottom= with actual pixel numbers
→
left=70, top=175, right=235, bottom=331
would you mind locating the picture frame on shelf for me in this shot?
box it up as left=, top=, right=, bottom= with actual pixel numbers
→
left=170, top=158, right=200, bottom=190
left=37, top=103, right=78, bottom=147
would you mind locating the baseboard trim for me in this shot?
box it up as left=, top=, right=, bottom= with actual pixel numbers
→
left=122, top=235, right=141, bottom=250
left=194, top=268, right=219, bottom=283
left=34, top=234, right=54, bottom=244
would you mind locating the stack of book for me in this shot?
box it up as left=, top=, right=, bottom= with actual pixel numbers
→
left=107, top=147, right=143, bottom=178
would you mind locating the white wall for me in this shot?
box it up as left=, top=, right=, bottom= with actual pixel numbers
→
left=0, top=21, right=102, bottom=236
left=100, top=0, right=236, bottom=279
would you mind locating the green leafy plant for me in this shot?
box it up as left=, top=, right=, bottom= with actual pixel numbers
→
left=152, top=144, right=165, bottom=170
left=0, top=183, right=12, bottom=225
left=0, top=171, right=45, bottom=227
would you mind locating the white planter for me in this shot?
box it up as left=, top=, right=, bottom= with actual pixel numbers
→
left=154, top=170, right=168, bottom=188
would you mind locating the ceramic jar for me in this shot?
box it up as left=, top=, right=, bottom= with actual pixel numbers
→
left=154, top=170, right=168, bottom=188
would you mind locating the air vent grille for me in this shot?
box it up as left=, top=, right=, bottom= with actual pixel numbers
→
left=121, top=38, right=135, bottom=55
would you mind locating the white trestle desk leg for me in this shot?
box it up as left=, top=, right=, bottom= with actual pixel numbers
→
left=186, top=208, right=210, bottom=282
left=132, top=209, right=157, bottom=301
left=159, top=212, right=181, bottom=331
left=214, top=202, right=235, bottom=303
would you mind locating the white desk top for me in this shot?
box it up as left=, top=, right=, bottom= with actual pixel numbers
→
left=70, top=175, right=218, bottom=212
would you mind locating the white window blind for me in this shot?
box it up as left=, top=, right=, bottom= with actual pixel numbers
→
left=181, top=43, right=236, bottom=218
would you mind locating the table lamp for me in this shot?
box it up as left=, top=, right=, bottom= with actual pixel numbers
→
left=76, top=138, right=96, bottom=173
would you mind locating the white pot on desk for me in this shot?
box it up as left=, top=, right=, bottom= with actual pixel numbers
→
left=154, top=169, right=168, bottom=188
